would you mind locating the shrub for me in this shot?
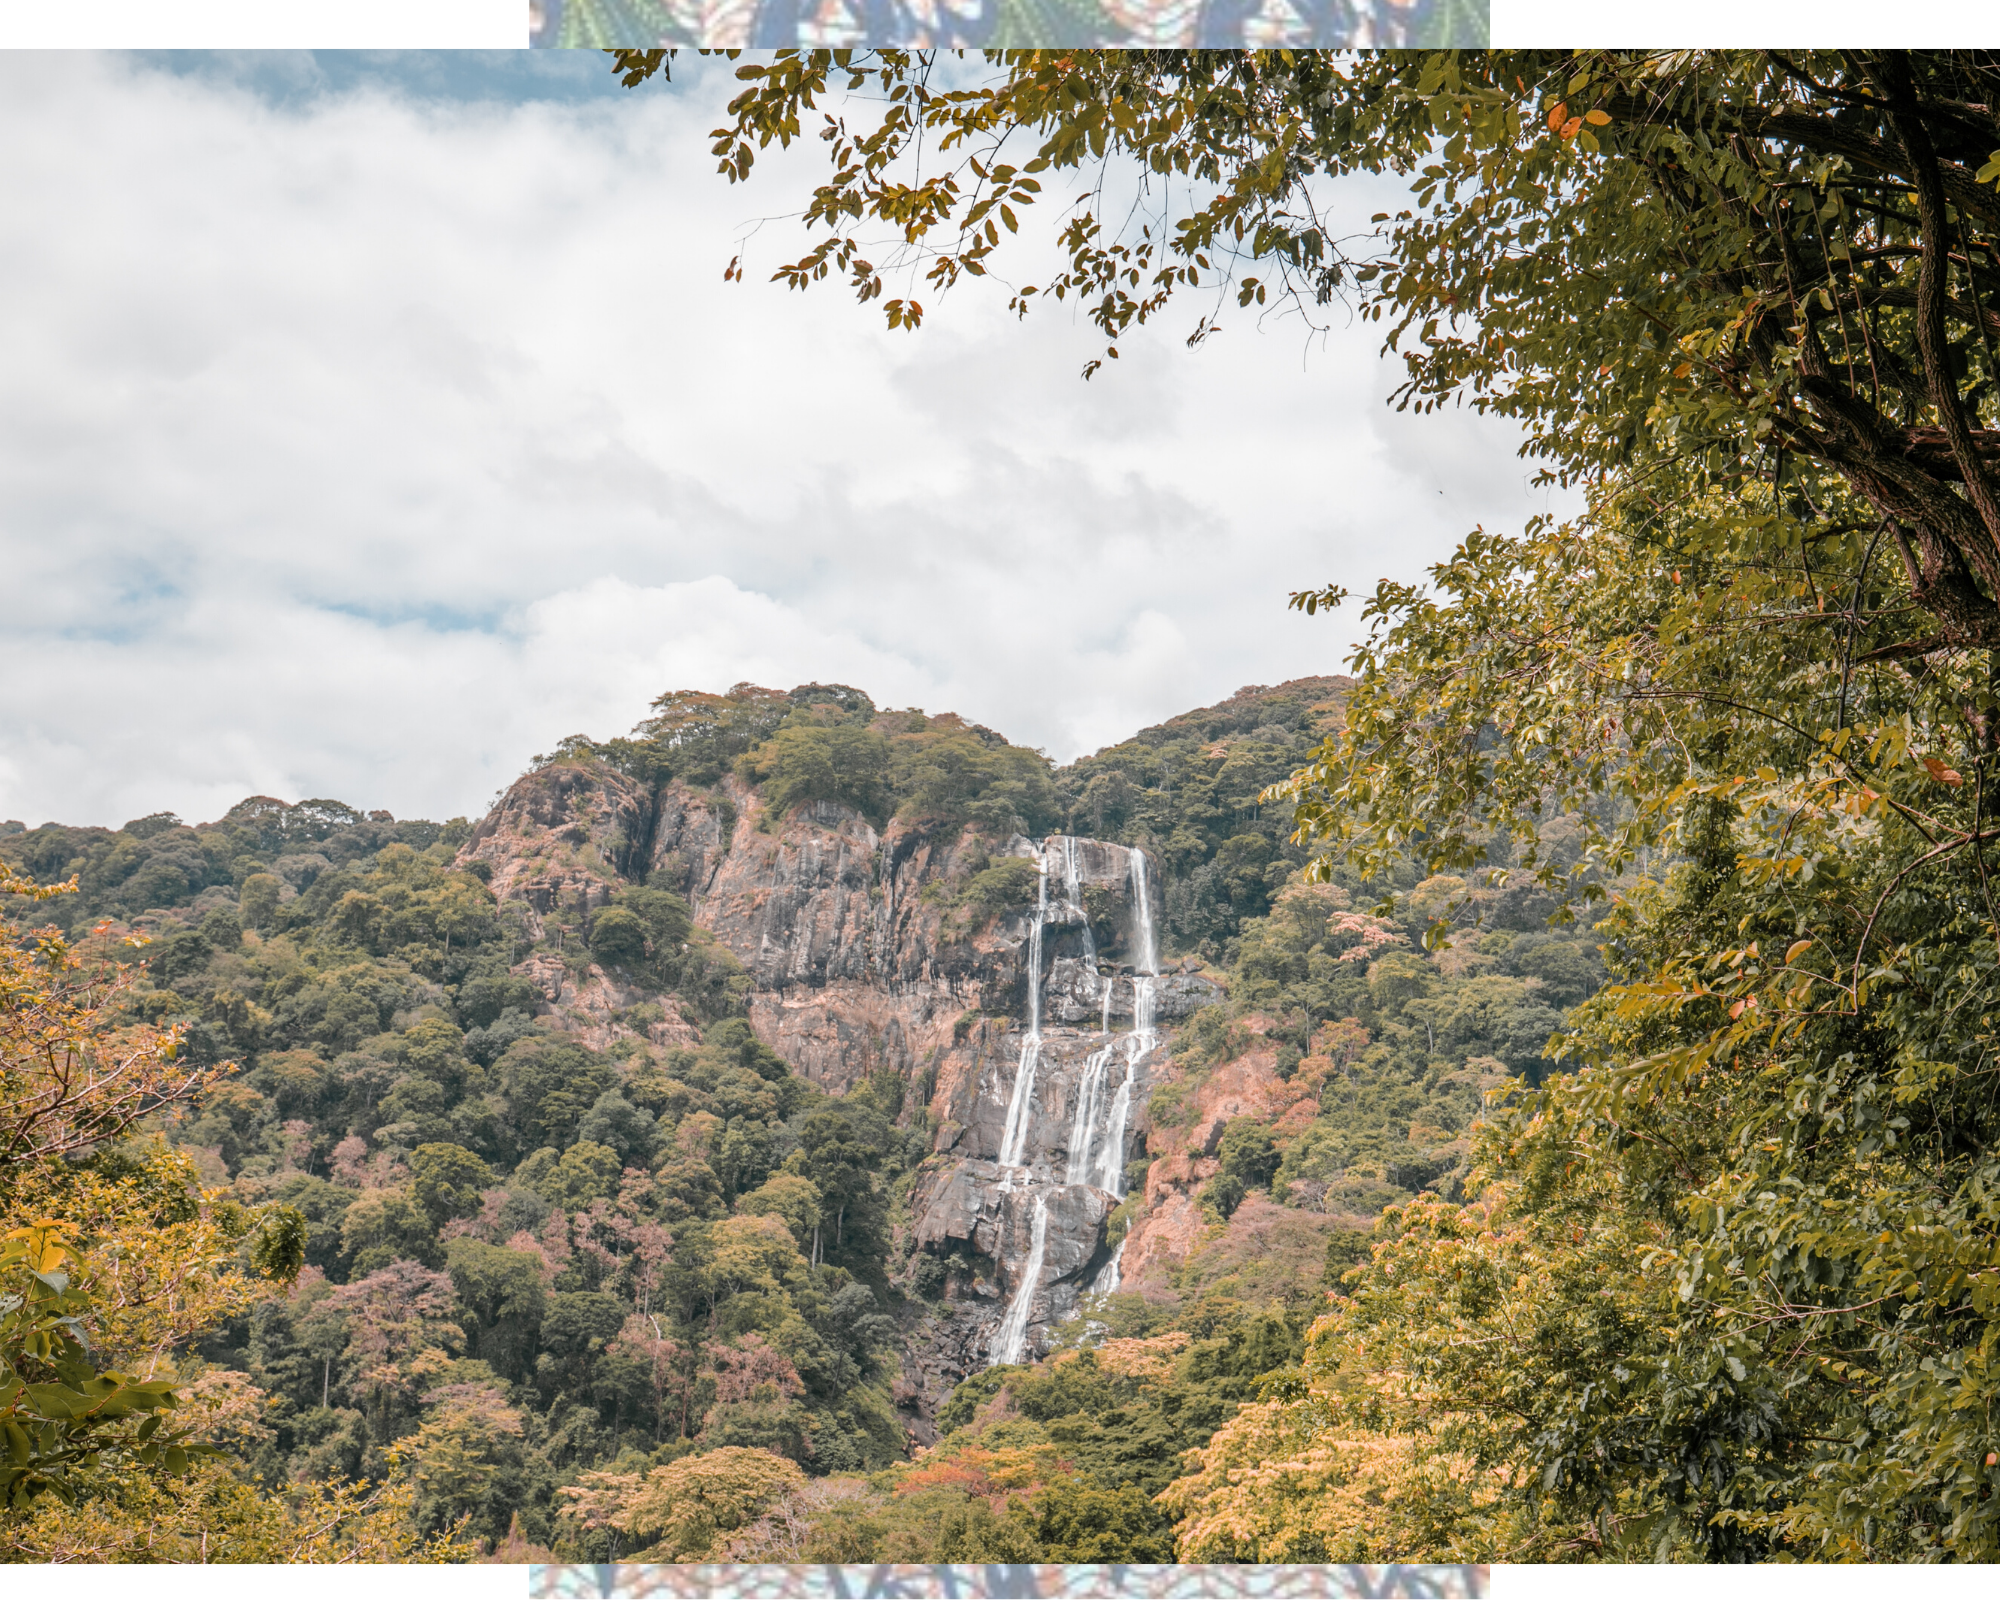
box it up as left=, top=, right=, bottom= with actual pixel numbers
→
left=588, top=906, right=649, bottom=968
left=744, top=726, right=892, bottom=824
left=953, top=858, right=1041, bottom=923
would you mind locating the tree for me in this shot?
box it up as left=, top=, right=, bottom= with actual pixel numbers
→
left=409, top=1143, right=492, bottom=1228
left=494, top=1037, right=618, bottom=1153
left=0, top=872, right=310, bottom=1519
left=518, top=1141, right=623, bottom=1211
left=1, top=1455, right=473, bottom=1561
left=705, top=1214, right=809, bottom=1304
left=1158, top=1385, right=1488, bottom=1561
left=733, top=1173, right=821, bottom=1253
left=339, top=1187, right=443, bottom=1276
left=238, top=873, right=281, bottom=931
left=444, top=1239, right=547, bottom=1382
left=742, top=725, right=892, bottom=824
left=605, top=1313, right=699, bottom=1444
left=1206, top=1120, right=1279, bottom=1221
left=588, top=906, right=650, bottom=969
left=0, top=1221, right=211, bottom=1508
left=407, top=1381, right=529, bottom=1544
left=1, top=865, right=227, bottom=1163
left=575, top=1091, right=656, bottom=1169
left=1030, top=1480, right=1176, bottom=1562
left=606, top=49, right=2000, bottom=1556
left=324, top=1262, right=463, bottom=1434
left=619, top=49, right=1998, bottom=658
left=560, top=1444, right=806, bottom=1559
left=635, top=47, right=2000, bottom=873
left=788, top=1109, right=889, bottom=1270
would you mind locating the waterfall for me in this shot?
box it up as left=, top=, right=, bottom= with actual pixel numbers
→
left=1132, top=973, right=1157, bottom=1053
left=996, top=844, right=1161, bottom=1352
left=1085, top=845, right=1159, bottom=1200
left=1062, top=836, right=1095, bottom=961
left=997, top=1035, right=1041, bottom=1170
left=1066, top=1040, right=1117, bottom=1184
left=990, top=1194, right=1049, bottom=1365
left=1030, top=852, right=1048, bottom=1024
left=997, top=851, right=1048, bottom=1168
left=1092, top=1239, right=1125, bottom=1295
left=1095, top=1049, right=1136, bottom=1194
left=1128, top=844, right=1158, bottom=979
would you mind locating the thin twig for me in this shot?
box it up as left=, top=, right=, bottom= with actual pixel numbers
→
left=1838, top=518, right=1894, bottom=731
left=1850, top=830, right=1993, bottom=999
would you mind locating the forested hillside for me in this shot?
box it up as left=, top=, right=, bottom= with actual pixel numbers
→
left=0, top=676, right=1610, bottom=1560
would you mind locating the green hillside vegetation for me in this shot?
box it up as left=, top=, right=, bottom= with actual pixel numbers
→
left=0, top=794, right=925, bottom=1556
left=585, top=681, right=1060, bottom=839
left=1047, top=677, right=1610, bottom=1230
left=701, top=1304, right=1319, bottom=1562
left=1171, top=865, right=1605, bottom=1214
left=0, top=672, right=1614, bottom=1560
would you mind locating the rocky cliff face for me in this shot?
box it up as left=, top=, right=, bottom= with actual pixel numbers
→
left=457, top=756, right=1224, bottom=1422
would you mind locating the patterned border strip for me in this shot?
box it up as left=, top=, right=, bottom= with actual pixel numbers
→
left=529, top=1566, right=1491, bottom=1599
left=525, top=0, right=1489, bottom=49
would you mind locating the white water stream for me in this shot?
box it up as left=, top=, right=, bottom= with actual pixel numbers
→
left=989, top=1193, right=1049, bottom=1365
left=1085, top=845, right=1162, bottom=1295
left=1062, top=837, right=1095, bottom=962
left=996, top=852, right=1048, bottom=1169
left=1065, top=1039, right=1117, bottom=1186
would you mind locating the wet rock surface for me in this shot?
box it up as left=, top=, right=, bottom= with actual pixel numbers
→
left=1043, top=958, right=1223, bottom=1027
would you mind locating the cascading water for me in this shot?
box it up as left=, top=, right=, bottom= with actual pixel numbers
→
left=996, top=852, right=1048, bottom=1169
left=1091, top=1238, right=1125, bottom=1296
left=1108, top=844, right=1160, bottom=1185
left=1061, top=837, right=1095, bottom=962
left=1065, top=1039, right=1117, bottom=1185
left=1094, top=1057, right=1136, bottom=1195
left=994, top=841, right=1167, bottom=1344
left=1128, top=844, right=1159, bottom=987
left=990, top=1194, right=1049, bottom=1365
left=1085, top=845, right=1163, bottom=1295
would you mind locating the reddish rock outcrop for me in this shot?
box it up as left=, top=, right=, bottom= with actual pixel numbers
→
left=459, top=761, right=650, bottom=937
left=1116, top=1018, right=1331, bottom=1295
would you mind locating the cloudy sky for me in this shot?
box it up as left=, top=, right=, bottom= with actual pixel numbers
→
left=1, top=50, right=1563, bottom=831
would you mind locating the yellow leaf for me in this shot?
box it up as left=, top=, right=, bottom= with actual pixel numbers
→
left=1584, top=109, right=1611, bottom=126
left=1785, top=939, right=1812, bottom=965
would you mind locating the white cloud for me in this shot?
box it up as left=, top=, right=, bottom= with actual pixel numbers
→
left=0, top=52, right=1566, bottom=829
